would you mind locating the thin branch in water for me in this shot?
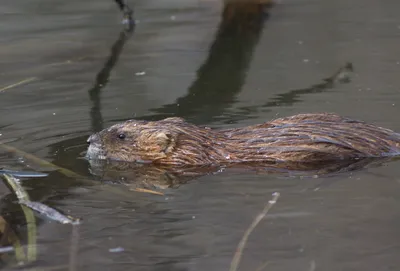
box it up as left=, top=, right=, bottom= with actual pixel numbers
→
left=19, top=200, right=81, bottom=225
left=2, top=174, right=30, bottom=202
left=0, top=143, right=83, bottom=179
left=43, top=57, right=86, bottom=68
left=0, top=77, right=37, bottom=92
left=0, top=144, right=164, bottom=196
left=1, top=174, right=37, bottom=262
left=229, top=192, right=280, bottom=271
left=132, top=187, right=165, bottom=196
left=0, top=246, right=14, bottom=253
left=2, top=175, right=81, bottom=267
left=68, top=223, right=80, bottom=271
left=0, top=169, right=48, bottom=178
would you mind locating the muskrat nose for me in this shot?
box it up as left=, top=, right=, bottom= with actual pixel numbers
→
left=87, top=133, right=100, bottom=144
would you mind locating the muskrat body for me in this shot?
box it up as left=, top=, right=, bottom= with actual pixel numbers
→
left=86, top=113, right=400, bottom=165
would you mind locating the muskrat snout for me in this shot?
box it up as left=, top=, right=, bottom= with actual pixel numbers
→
left=86, top=132, right=107, bottom=160
left=87, top=133, right=100, bottom=144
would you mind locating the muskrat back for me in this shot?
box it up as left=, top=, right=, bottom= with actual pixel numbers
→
left=86, top=113, right=400, bottom=165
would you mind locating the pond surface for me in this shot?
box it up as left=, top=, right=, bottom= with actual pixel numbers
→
left=1, top=0, right=400, bottom=270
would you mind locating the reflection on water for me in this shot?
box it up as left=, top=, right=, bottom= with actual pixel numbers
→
left=146, top=1, right=271, bottom=124
left=89, top=25, right=135, bottom=132
left=1, top=0, right=400, bottom=270
left=113, top=0, right=134, bottom=27
left=87, top=156, right=399, bottom=191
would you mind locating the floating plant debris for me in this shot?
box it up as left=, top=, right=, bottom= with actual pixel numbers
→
left=19, top=200, right=81, bottom=226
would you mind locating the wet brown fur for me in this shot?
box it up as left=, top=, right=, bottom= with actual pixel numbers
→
left=86, top=113, right=400, bottom=165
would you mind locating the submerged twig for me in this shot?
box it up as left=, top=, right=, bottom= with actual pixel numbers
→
left=0, top=216, right=25, bottom=261
left=1, top=144, right=164, bottom=196
left=1, top=174, right=81, bottom=268
left=0, top=144, right=82, bottom=179
left=69, top=223, right=80, bottom=271
left=0, top=77, right=37, bottom=92
left=1, top=174, right=37, bottom=262
left=19, top=200, right=81, bottom=226
left=0, top=246, right=14, bottom=253
left=229, top=192, right=280, bottom=271
left=2, top=174, right=30, bottom=202
left=0, top=169, right=48, bottom=178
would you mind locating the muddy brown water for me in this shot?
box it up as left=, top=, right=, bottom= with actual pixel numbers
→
left=1, top=0, right=400, bottom=270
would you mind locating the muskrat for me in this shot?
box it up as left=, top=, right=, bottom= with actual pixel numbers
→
left=86, top=113, right=400, bottom=165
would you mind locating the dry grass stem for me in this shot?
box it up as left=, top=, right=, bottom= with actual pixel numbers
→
left=229, top=192, right=280, bottom=271
left=0, top=77, right=37, bottom=92
left=133, top=187, right=165, bottom=196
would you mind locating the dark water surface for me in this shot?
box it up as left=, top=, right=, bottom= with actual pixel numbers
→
left=1, top=0, right=400, bottom=270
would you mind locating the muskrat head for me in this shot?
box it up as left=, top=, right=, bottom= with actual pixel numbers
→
left=86, top=118, right=182, bottom=163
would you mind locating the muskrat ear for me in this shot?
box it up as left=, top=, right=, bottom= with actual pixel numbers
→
left=154, top=131, right=177, bottom=153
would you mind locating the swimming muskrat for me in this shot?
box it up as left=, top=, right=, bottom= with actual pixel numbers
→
left=86, top=113, right=400, bottom=165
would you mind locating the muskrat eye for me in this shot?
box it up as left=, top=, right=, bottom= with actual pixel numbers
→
left=118, top=133, right=126, bottom=140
